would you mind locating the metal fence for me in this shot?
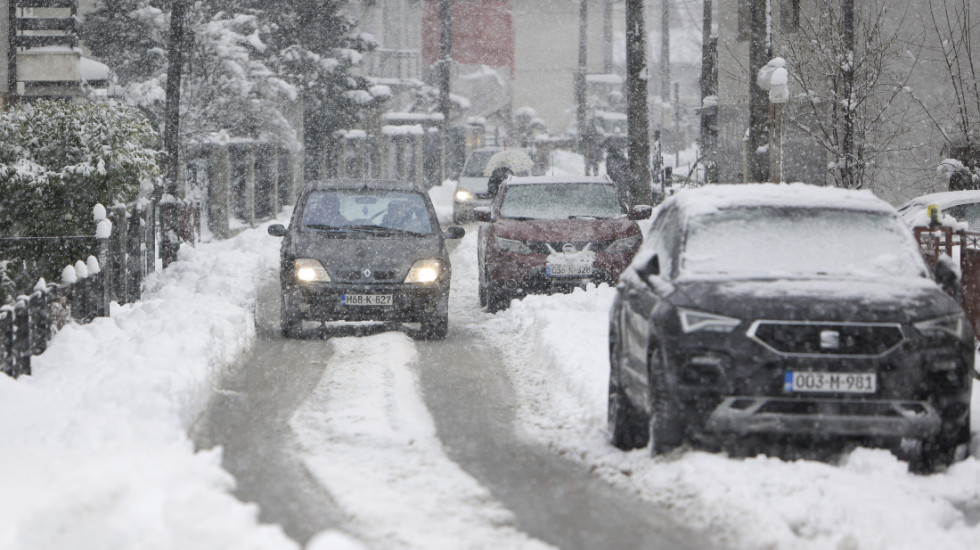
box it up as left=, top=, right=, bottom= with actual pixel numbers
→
left=0, top=199, right=201, bottom=378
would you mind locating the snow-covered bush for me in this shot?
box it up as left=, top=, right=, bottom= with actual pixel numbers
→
left=0, top=101, right=159, bottom=299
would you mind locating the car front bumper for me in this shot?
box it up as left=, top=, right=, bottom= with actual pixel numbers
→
left=284, top=281, right=448, bottom=323
left=484, top=251, right=634, bottom=294
left=704, top=396, right=943, bottom=439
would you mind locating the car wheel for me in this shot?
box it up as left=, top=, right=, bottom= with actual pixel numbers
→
left=419, top=313, right=449, bottom=340
left=608, top=325, right=649, bottom=450
left=485, top=284, right=509, bottom=313
left=478, top=275, right=488, bottom=307
left=915, top=418, right=971, bottom=473
left=648, top=348, right=685, bottom=456
left=280, top=294, right=302, bottom=338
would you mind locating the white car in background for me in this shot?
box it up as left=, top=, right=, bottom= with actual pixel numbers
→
left=453, top=147, right=532, bottom=223
left=897, top=190, right=980, bottom=230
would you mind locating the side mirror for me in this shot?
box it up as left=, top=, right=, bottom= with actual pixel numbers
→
left=268, top=224, right=288, bottom=237
left=636, top=253, right=660, bottom=278
left=444, top=225, right=465, bottom=239
left=473, top=207, right=493, bottom=223
left=629, top=205, right=652, bottom=220
left=935, top=255, right=961, bottom=300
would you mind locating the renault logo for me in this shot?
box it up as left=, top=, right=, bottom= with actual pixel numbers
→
left=362, top=269, right=372, bottom=279
left=820, top=330, right=840, bottom=350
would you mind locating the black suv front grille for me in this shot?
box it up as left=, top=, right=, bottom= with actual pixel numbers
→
left=335, top=270, right=398, bottom=282
left=748, top=321, right=904, bottom=357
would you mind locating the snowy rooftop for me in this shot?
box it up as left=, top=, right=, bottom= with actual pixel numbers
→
left=507, top=175, right=613, bottom=186
left=670, top=183, right=897, bottom=217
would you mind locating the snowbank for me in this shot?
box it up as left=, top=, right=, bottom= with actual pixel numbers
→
left=0, top=223, right=296, bottom=550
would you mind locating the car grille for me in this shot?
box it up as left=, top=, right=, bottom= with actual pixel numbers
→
left=334, top=270, right=398, bottom=282
left=747, top=321, right=904, bottom=357
left=526, top=241, right=606, bottom=254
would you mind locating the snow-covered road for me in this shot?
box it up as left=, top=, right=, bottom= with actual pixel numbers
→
left=0, top=163, right=978, bottom=549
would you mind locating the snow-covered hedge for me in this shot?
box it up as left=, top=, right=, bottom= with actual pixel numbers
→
left=0, top=101, right=159, bottom=299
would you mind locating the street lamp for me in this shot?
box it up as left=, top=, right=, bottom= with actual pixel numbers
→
left=757, top=57, right=789, bottom=183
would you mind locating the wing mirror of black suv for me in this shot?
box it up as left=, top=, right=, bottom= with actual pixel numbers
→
left=268, top=224, right=288, bottom=237
left=935, top=255, right=961, bottom=301
left=473, top=207, right=493, bottom=222
left=636, top=253, right=660, bottom=278
left=629, top=205, right=652, bottom=220
left=443, top=225, right=465, bottom=239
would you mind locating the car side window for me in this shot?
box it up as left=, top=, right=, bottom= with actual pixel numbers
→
left=945, top=203, right=980, bottom=230
left=641, top=206, right=678, bottom=278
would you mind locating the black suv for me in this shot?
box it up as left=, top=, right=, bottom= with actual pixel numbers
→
left=608, top=184, right=975, bottom=471
left=268, top=179, right=464, bottom=339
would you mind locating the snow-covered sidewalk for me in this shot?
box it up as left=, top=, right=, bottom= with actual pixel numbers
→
left=0, top=223, right=299, bottom=550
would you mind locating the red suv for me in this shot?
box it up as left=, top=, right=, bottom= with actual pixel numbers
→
left=475, top=176, right=650, bottom=311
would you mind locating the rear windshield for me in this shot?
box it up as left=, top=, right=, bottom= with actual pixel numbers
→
left=300, top=190, right=435, bottom=235
left=681, top=207, right=929, bottom=279
left=499, top=183, right=624, bottom=220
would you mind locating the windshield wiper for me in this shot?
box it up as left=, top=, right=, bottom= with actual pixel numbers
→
left=303, top=224, right=351, bottom=233
left=503, top=216, right=537, bottom=221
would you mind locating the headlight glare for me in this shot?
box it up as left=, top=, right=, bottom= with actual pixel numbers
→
left=605, top=234, right=641, bottom=254
left=294, top=259, right=330, bottom=282
left=405, top=259, right=441, bottom=283
left=679, top=308, right=741, bottom=333
left=494, top=236, right=533, bottom=254
left=914, top=314, right=971, bottom=340
left=455, top=189, right=473, bottom=202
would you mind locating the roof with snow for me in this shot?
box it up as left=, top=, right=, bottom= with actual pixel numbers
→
left=668, top=183, right=896, bottom=217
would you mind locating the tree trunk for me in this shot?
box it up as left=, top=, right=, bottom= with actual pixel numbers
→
left=840, top=0, right=856, bottom=187
left=577, top=0, right=588, bottom=164
left=439, top=0, right=452, bottom=183
left=699, top=0, right=718, bottom=183
left=747, top=0, right=771, bottom=182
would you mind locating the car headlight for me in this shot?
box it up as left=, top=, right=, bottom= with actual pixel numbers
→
left=494, top=236, right=533, bottom=255
left=605, top=234, right=641, bottom=254
left=405, top=259, right=441, bottom=283
left=914, top=313, right=972, bottom=340
left=294, top=259, right=330, bottom=282
left=455, top=189, right=474, bottom=202
left=678, top=308, right=741, bottom=333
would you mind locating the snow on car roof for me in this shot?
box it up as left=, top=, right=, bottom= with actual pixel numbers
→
left=506, top=175, right=614, bottom=186
left=669, top=183, right=896, bottom=217
left=897, top=189, right=980, bottom=209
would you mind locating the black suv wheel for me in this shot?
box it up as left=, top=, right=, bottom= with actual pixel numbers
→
left=608, top=328, right=649, bottom=449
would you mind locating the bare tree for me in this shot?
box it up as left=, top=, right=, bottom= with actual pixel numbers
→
left=780, top=0, right=924, bottom=189
left=924, top=0, right=980, bottom=149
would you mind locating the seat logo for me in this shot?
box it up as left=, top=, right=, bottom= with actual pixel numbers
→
left=820, top=330, right=840, bottom=350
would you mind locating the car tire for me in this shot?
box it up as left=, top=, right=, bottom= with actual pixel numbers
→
left=485, top=285, right=509, bottom=313
left=419, top=313, right=449, bottom=340
left=648, top=348, right=685, bottom=456
left=280, top=294, right=303, bottom=339
left=478, top=277, right=488, bottom=307
left=915, top=418, right=971, bottom=473
left=608, top=326, right=650, bottom=450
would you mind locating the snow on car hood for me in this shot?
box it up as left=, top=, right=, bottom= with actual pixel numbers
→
left=289, top=231, right=446, bottom=274
left=671, top=276, right=960, bottom=324
left=491, top=217, right=638, bottom=243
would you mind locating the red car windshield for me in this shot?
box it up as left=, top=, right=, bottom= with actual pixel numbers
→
left=499, top=183, right=623, bottom=220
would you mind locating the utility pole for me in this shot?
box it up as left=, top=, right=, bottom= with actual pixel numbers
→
left=161, top=0, right=186, bottom=267
left=747, top=0, right=770, bottom=182
left=6, top=0, right=16, bottom=103
left=841, top=0, right=855, bottom=188
left=576, top=0, right=588, bottom=167
left=603, top=0, right=613, bottom=73
left=625, top=0, right=652, bottom=206
left=699, top=0, right=717, bottom=183
left=661, top=0, right=670, bottom=104
left=439, top=0, right=451, bottom=183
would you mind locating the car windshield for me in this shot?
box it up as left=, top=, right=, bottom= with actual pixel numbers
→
left=498, top=183, right=624, bottom=219
left=300, top=190, right=434, bottom=235
left=681, top=207, right=929, bottom=279
left=461, top=151, right=498, bottom=177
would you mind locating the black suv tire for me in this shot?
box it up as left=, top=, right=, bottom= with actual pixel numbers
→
left=608, top=329, right=649, bottom=449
